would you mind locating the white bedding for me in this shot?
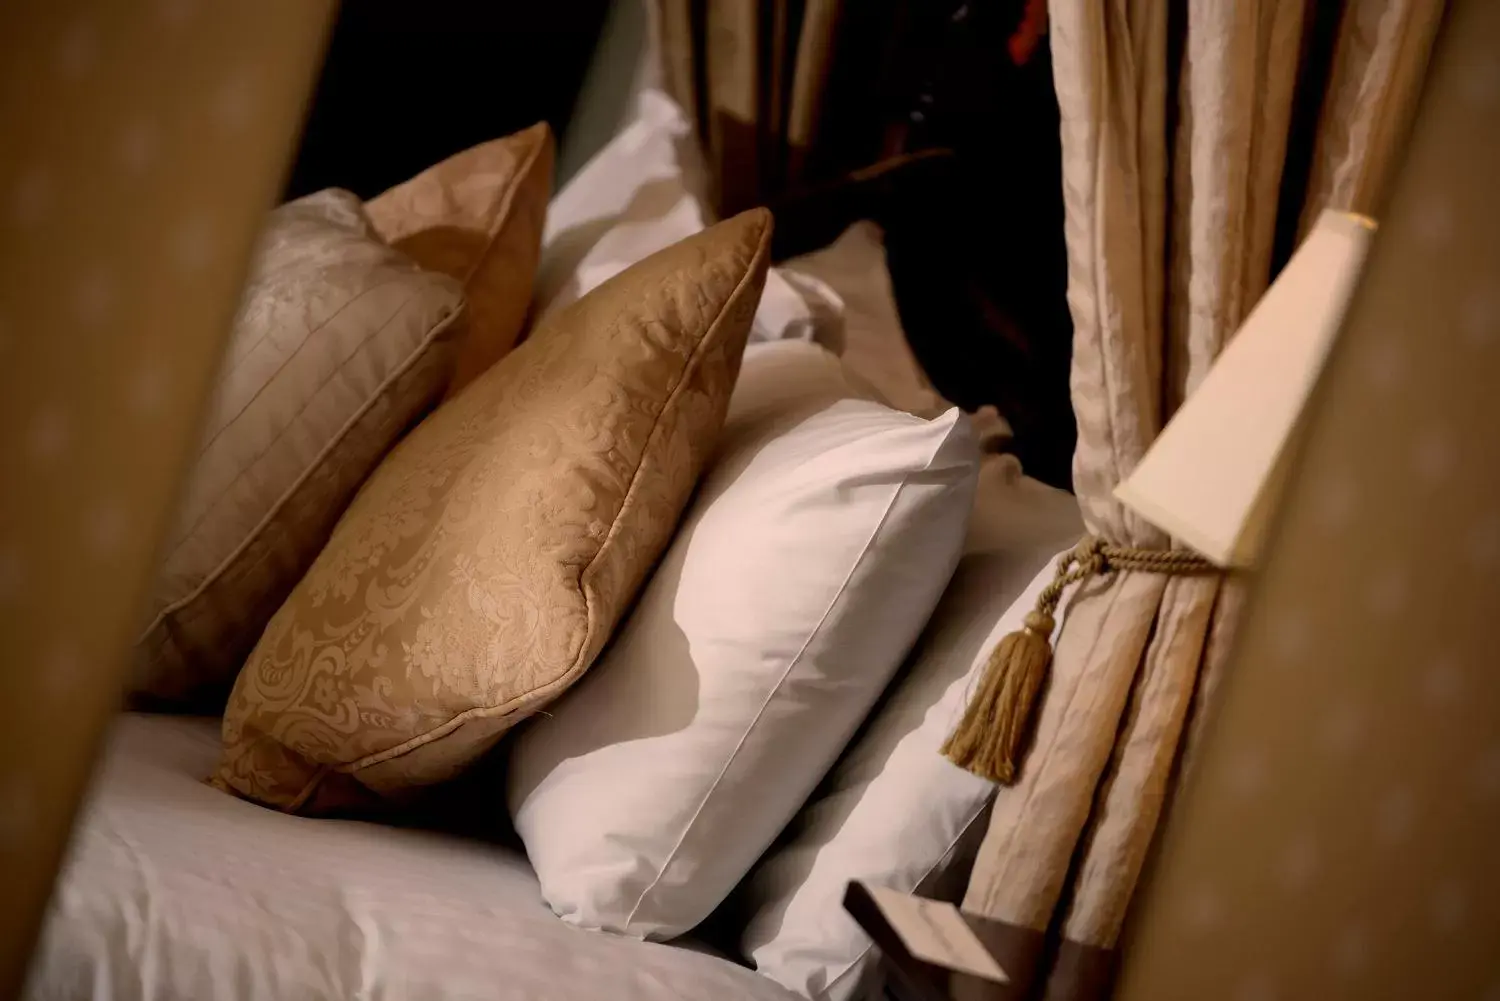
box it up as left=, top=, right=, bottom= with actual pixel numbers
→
left=26, top=714, right=796, bottom=1001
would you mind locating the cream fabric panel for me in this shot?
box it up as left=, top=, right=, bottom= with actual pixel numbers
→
left=1166, top=0, right=1307, bottom=408
left=1116, top=3, right=1499, bottom=996
left=965, top=0, right=1441, bottom=983
left=1051, top=573, right=1218, bottom=954
left=963, top=570, right=1169, bottom=928
left=1053, top=0, right=1308, bottom=959
left=0, top=2, right=333, bottom=993
left=1299, top=0, right=1446, bottom=229
left=1048, top=0, right=1169, bottom=548
left=963, top=0, right=1173, bottom=931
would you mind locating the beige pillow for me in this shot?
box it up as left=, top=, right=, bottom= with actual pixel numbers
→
left=365, top=123, right=553, bottom=393
left=135, top=190, right=464, bottom=707
left=213, top=209, right=774, bottom=813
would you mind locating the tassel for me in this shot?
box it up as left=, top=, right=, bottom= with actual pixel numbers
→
left=940, top=535, right=1222, bottom=784
left=941, top=610, right=1056, bottom=784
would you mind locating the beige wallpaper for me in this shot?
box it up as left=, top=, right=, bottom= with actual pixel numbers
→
left=1115, top=1, right=1499, bottom=998
left=0, top=2, right=332, bottom=994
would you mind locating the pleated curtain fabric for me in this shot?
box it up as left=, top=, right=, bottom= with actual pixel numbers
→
left=0, top=3, right=334, bottom=994
left=1297, top=0, right=1446, bottom=234
left=649, top=0, right=844, bottom=214
left=959, top=2, right=1444, bottom=997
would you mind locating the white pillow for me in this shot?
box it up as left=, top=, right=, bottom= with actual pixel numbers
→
left=733, top=465, right=1082, bottom=1001
left=535, top=88, right=817, bottom=342
left=507, top=340, right=979, bottom=940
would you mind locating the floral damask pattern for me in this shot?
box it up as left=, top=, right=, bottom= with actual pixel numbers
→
left=215, top=209, right=773, bottom=812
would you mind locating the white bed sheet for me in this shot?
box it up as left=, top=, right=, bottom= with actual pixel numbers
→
left=26, top=714, right=797, bottom=1001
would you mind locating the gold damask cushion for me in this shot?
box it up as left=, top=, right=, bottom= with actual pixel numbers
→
left=365, top=123, right=553, bottom=393
left=135, top=189, right=464, bottom=708
left=214, top=209, right=774, bottom=812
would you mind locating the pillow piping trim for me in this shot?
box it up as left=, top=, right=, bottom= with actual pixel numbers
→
left=321, top=214, right=776, bottom=781
left=620, top=406, right=966, bottom=934
left=164, top=275, right=458, bottom=559
left=140, top=287, right=466, bottom=648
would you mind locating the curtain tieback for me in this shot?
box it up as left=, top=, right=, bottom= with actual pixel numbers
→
left=941, top=535, right=1222, bottom=784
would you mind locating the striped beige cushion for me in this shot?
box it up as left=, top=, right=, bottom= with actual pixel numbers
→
left=134, top=189, right=464, bottom=707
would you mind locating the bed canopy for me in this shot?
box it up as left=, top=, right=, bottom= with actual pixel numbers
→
left=0, top=1, right=1467, bottom=998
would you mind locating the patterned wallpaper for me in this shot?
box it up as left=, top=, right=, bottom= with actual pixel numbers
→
left=1114, top=1, right=1500, bottom=998
left=0, top=2, right=332, bottom=994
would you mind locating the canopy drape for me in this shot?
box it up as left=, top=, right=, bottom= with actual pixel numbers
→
left=960, top=2, right=1442, bottom=997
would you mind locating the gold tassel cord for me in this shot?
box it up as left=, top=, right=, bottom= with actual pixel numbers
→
left=941, top=536, right=1221, bottom=784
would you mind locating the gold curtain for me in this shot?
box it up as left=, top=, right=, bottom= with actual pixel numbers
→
left=960, top=1, right=1444, bottom=998
left=650, top=0, right=845, bottom=214
left=1117, top=2, right=1500, bottom=995
left=0, top=3, right=333, bottom=994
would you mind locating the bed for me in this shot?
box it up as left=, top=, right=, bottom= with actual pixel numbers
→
left=22, top=13, right=1090, bottom=1000
left=27, top=714, right=799, bottom=1001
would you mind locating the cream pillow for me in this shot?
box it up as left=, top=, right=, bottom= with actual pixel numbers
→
left=365, top=123, right=553, bottom=393
left=213, top=210, right=773, bottom=813
left=507, top=340, right=979, bottom=940
left=135, top=189, right=464, bottom=707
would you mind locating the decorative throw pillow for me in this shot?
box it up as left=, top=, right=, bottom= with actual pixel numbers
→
left=213, top=209, right=773, bottom=813
left=365, top=122, right=553, bottom=392
left=134, top=189, right=464, bottom=707
left=507, top=340, right=979, bottom=940
left=733, top=470, right=1081, bottom=1001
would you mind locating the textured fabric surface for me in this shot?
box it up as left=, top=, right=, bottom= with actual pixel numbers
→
left=215, top=210, right=773, bottom=812
left=735, top=465, right=1081, bottom=1001
left=135, top=189, right=464, bottom=707
left=963, top=0, right=1438, bottom=989
left=27, top=714, right=798, bottom=1001
left=1299, top=0, right=1445, bottom=231
left=534, top=88, right=819, bottom=345
left=508, top=340, right=978, bottom=941
left=963, top=0, right=1301, bottom=942
left=365, top=124, right=553, bottom=393
left=650, top=0, right=842, bottom=213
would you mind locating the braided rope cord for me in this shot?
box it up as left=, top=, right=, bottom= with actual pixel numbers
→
left=1034, top=536, right=1222, bottom=620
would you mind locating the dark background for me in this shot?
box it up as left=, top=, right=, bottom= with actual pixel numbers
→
left=286, top=0, right=1076, bottom=490
left=284, top=1, right=610, bottom=200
